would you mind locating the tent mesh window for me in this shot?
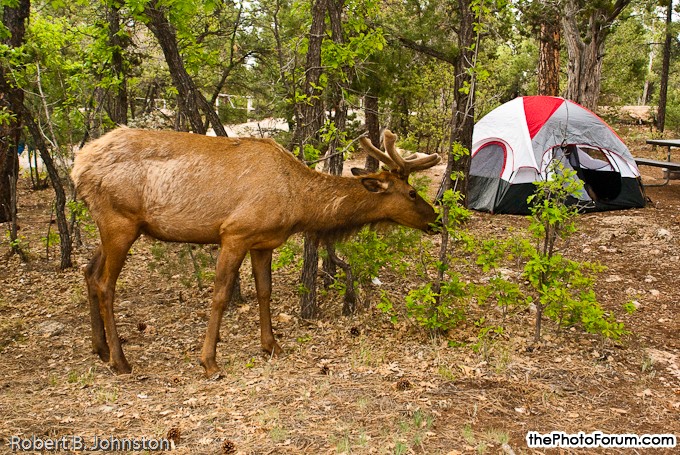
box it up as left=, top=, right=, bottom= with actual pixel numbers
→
left=471, top=142, right=506, bottom=177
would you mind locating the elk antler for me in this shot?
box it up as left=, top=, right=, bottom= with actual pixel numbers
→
left=359, top=129, right=441, bottom=179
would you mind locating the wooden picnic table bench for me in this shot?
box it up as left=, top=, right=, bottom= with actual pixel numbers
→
left=634, top=139, right=680, bottom=186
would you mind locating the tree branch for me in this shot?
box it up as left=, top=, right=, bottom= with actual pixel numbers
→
left=394, top=36, right=459, bottom=65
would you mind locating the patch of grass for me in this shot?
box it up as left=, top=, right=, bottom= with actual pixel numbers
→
left=356, top=396, right=371, bottom=411
left=334, top=432, right=351, bottom=453
left=269, top=425, right=288, bottom=443
left=70, top=283, right=86, bottom=306
left=386, top=410, right=435, bottom=454
left=412, top=409, right=432, bottom=430
left=296, top=334, right=312, bottom=344
left=357, top=430, right=370, bottom=448
left=67, top=367, right=95, bottom=387
left=492, top=345, right=512, bottom=374
left=462, top=423, right=475, bottom=444
left=95, top=385, right=119, bottom=403
left=351, top=339, right=384, bottom=368
left=461, top=423, right=510, bottom=454
left=393, top=441, right=408, bottom=455
left=256, top=407, right=280, bottom=426
left=484, top=428, right=510, bottom=445
left=437, top=365, right=456, bottom=381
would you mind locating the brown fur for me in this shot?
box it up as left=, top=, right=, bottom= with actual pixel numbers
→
left=71, top=127, right=439, bottom=375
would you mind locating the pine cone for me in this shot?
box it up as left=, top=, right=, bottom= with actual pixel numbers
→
left=166, top=427, right=180, bottom=445
left=396, top=378, right=411, bottom=391
left=221, top=439, right=236, bottom=454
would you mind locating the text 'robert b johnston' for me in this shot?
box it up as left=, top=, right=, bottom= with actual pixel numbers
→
left=8, top=435, right=172, bottom=452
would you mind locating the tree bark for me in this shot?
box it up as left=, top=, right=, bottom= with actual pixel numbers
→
left=323, top=0, right=347, bottom=177
left=143, top=0, right=227, bottom=136
left=0, top=0, right=30, bottom=224
left=364, top=94, right=380, bottom=172
left=656, top=0, right=673, bottom=132
left=321, top=0, right=356, bottom=304
left=450, top=0, right=475, bottom=201
left=538, top=20, right=561, bottom=96
left=300, top=233, right=320, bottom=319
left=296, top=0, right=329, bottom=319
left=290, top=0, right=327, bottom=155
left=562, top=9, right=603, bottom=109
left=106, top=1, right=128, bottom=125
left=561, top=0, right=631, bottom=110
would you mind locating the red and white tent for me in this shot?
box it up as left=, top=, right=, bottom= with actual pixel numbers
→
left=468, top=96, right=646, bottom=214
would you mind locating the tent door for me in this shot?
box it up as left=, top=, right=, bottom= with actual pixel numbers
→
left=564, top=146, right=622, bottom=202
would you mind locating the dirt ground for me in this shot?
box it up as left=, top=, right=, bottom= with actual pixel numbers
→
left=0, top=126, right=678, bottom=454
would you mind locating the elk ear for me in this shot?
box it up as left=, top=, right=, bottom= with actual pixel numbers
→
left=361, top=177, right=389, bottom=193
left=351, top=168, right=371, bottom=176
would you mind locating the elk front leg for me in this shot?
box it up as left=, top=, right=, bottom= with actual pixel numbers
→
left=84, top=246, right=108, bottom=361
left=251, top=249, right=282, bottom=357
left=200, top=244, right=246, bottom=376
left=96, top=222, right=139, bottom=374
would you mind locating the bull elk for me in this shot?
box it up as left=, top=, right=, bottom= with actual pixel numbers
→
left=71, top=127, right=441, bottom=375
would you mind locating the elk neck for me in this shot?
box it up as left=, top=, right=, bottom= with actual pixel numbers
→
left=293, top=169, right=388, bottom=239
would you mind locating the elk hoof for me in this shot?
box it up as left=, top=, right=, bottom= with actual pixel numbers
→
left=200, top=358, right=220, bottom=377
left=93, top=345, right=110, bottom=363
left=110, top=360, right=132, bottom=375
left=262, top=341, right=283, bottom=357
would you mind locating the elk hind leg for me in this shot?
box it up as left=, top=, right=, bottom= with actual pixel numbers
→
left=84, top=246, right=109, bottom=361
left=251, top=249, right=282, bottom=357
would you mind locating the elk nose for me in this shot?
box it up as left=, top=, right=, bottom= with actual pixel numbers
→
left=426, top=222, right=442, bottom=235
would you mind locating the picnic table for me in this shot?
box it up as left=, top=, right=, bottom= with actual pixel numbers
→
left=634, top=139, right=680, bottom=186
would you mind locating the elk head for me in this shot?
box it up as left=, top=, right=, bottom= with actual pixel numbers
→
left=355, top=130, right=441, bottom=233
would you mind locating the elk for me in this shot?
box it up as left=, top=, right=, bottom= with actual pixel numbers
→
left=71, top=127, right=440, bottom=376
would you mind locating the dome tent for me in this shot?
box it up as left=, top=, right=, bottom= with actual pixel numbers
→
left=468, top=96, right=646, bottom=214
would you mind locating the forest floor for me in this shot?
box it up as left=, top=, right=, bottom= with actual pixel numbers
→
left=0, top=124, right=678, bottom=454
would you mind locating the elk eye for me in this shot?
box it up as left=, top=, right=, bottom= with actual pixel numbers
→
left=409, top=189, right=417, bottom=200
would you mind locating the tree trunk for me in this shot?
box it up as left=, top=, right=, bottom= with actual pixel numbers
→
left=450, top=0, right=475, bottom=201
left=561, top=0, right=630, bottom=111
left=290, top=0, right=327, bottom=155
left=143, top=0, right=227, bottom=136
left=562, top=12, right=604, bottom=110
left=641, top=46, right=655, bottom=105
left=656, top=0, right=673, bottom=132
left=106, top=1, right=128, bottom=125
left=322, top=0, right=355, bottom=304
left=0, top=0, right=30, bottom=224
left=300, top=233, right=320, bottom=319
left=538, top=20, right=561, bottom=96
left=323, top=0, right=347, bottom=177
left=296, top=0, right=328, bottom=319
left=364, top=94, right=380, bottom=172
